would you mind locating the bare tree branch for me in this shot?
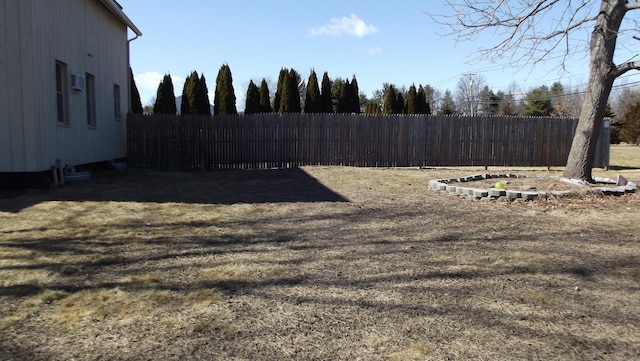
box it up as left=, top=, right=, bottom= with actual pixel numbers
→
left=626, top=2, right=640, bottom=11
left=430, top=1, right=600, bottom=69
left=612, top=60, right=640, bottom=78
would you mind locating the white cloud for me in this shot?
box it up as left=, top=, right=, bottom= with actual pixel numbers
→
left=310, top=14, right=378, bottom=38
left=135, top=71, right=164, bottom=92
left=134, top=71, right=184, bottom=102
left=135, top=71, right=184, bottom=91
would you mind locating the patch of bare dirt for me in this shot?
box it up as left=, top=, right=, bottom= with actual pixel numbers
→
left=463, top=176, right=615, bottom=192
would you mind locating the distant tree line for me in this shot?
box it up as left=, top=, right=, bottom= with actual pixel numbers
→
left=137, top=65, right=366, bottom=116
left=129, top=65, right=640, bottom=144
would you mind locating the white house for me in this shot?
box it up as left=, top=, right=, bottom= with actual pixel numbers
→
left=0, top=0, right=141, bottom=178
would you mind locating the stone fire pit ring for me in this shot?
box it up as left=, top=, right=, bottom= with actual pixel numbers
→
left=429, top=174, right=637, bottom=201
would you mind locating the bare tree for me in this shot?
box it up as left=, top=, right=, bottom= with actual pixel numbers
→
left=564, top=85, right=586, bottom=118
left=455, top=73, right=486, bottom=115
left=423, top=84, right=442, bottom=113
left=612, top=86, right=640, bottom=119
left=434, top=0, right=640, bottom=182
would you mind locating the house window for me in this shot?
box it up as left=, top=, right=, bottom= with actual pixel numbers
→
left=55, top=61, right=69, bottom=124
left=86, top=73, right=96, bottom=127
left=113, top=84, right=121, bottom=120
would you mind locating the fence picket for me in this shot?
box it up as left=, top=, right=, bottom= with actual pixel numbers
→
left=126, top=114, right=609, bottom=170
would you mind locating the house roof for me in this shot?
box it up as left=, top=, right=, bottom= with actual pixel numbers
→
left=99, top=0, right=142, bottom=37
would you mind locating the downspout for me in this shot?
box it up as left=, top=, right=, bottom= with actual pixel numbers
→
left=124, top=33, right=140, bottom=165
left=127, top=33, right=140, bottom=112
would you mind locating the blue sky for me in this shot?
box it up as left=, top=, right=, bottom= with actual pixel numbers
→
left=119, top=0, right=640, bottom=110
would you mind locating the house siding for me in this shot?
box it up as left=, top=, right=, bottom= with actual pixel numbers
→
left=1, top=0, right=131, bottom=172
left=0, top=0, right=32, bottom=172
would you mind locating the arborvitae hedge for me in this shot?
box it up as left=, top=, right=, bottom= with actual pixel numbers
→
left=406, top=85, right=417, bottom=114
left=214, top=64, right=237, bottom=115
left=259, top=78, right=272, bottom=113
left=130, top=68, right=143, bottom=114
left=416, top=85, right=430, bottom=114
left=395, top=93, right=405, bottom=114
left=180, top=71, right=198, bottom=115
left=244, top=80, right=261, bottom=114
left=336, top=79, right=351, bottom=113
left=304, top=70, right=322, bottom=113
left=350, top=75, right=360, bottom=113
left=383, top=85, right=397, bottom=114
left=364, top=100, right=382, bottom=114
left=195, top=74, right=211, bottom=115
left=320, top=72, right=333, bottom=113
left=280, top=69, right=301, bottom=113
left=274, top=68, right=288, bottom=113
left=153, top=74, right=177, bottom=115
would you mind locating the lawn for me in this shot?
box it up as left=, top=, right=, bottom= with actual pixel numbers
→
left=1, top=145, right=639, bottom=360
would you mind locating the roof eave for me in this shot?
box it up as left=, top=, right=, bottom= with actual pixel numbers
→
left=98, top=0, right=142, bottom=37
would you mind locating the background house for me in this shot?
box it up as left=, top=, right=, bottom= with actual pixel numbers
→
left=0, top=0, right=141, bottom=181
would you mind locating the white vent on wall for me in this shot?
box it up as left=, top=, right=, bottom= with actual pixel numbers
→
left=71, top=74, right=85, bottom=91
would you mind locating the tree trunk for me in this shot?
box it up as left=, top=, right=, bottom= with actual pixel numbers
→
left=562, top=69, right=614, bottom=182
left=563, top=0, right=626, bottom=182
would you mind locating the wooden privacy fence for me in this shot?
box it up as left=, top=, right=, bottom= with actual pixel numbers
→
left=127, top=113, right=609, bottom=170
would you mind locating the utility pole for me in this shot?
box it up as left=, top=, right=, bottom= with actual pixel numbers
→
left=463, top=72, right=476, bottom=116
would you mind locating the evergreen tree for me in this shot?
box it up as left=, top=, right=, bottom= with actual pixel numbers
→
left=548, top=82, right=573, bottom=116
left=259, top=78, right=272, bottom=113
left=279, top=73, right=291, bottom=113
left=331, top=78, right=344, bottom=112
left=292, top=69, right=303, bottom=112
left=214, top=64, right=237, bottom=115
left=382, top=85, right=398, bottom=114
left=274, top=68, right=288, bottom=113
left=395, top=93, right=405, bottom=114
left=180, top=71, right=198, bottom=115
left=153, top=74, right=177, bottom=115
left=373, top=83, right=395, bottom=104
left=304, top=70, right=321, bottom=113
left=478, top=86, right=500, bottom=115
left=244, top=80, right=261, bottom=114
left=620, top=101, right=640, bottom=145
left=195, top=74, right=211, bottom=115
left=336, top=79, right=351, bottom=113
left=487, top=91, right=501, bottom=115
left=350, top=75, right=360, bottom=113
left=320, top=72, right=333, bottom=113
left=406, top=85, right=417, bottom=114
left=130, top=68, right=143, bottom=114
left=285, top=69, right=302, bottom=113
left=524, top=85, right=553, bottom=116
left=364, top=100, right=383, bottom=114
left=415, top=85, right=430, bottom=114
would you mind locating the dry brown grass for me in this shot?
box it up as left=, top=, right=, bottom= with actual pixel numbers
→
left=1, top=145, right=639, bottom=360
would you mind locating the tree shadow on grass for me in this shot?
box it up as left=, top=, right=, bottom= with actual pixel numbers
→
left=0, top=167, right=348, bottom=212
left=2, top=204, right=639, bottom=360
